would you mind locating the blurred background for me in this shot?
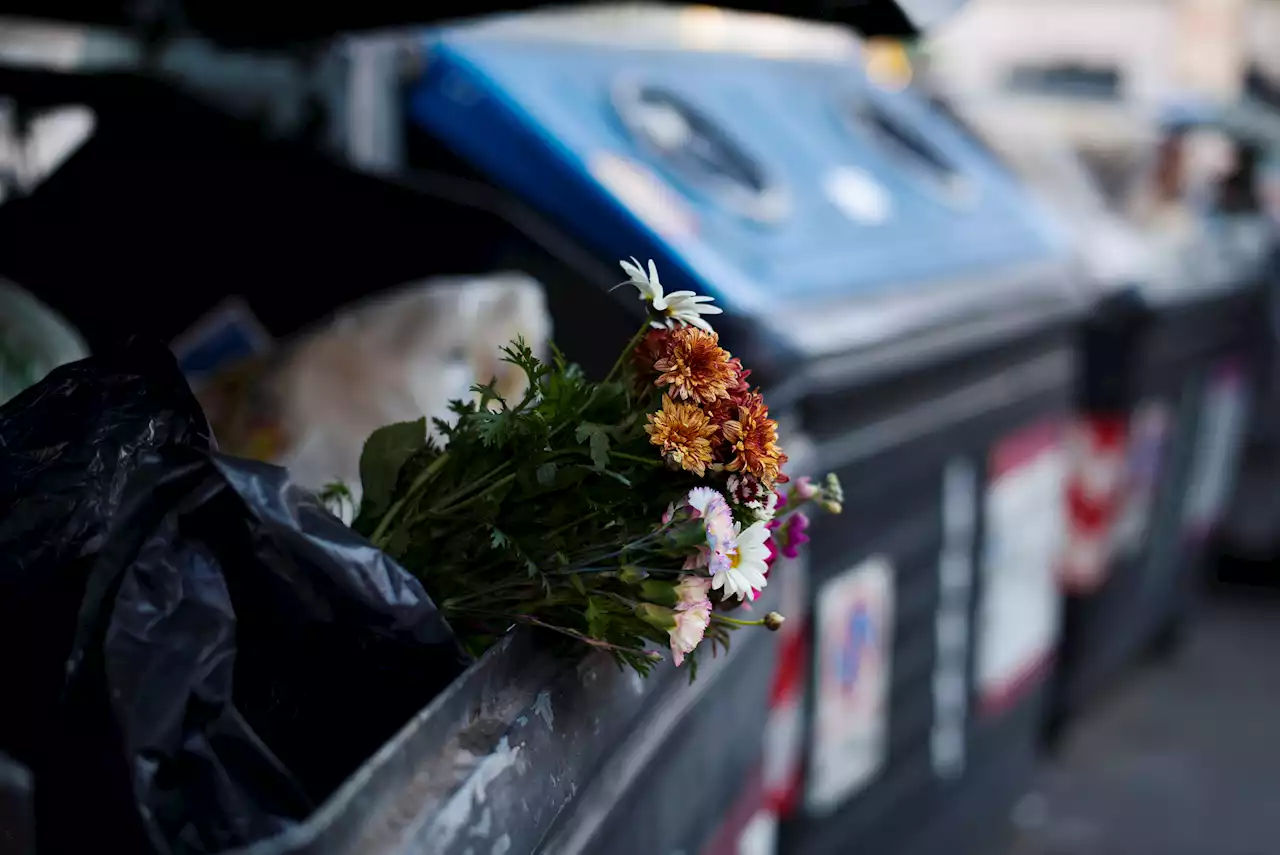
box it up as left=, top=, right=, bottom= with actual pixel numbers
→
left=1, top=1, right=1279, bottom=854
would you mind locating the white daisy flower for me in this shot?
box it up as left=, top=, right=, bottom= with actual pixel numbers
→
left=712, top=521, right=772, bottom=602
left=619, top=257, right=723, bottom=333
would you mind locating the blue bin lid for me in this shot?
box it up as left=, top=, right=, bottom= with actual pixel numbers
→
left=409, top=15, right=1077, bottom=365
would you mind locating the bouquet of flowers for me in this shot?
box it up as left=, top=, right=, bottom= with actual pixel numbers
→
left=339, top=258, right=842, bottom=676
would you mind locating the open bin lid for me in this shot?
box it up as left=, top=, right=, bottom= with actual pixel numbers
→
left=0, top=0, right=961, bottom=46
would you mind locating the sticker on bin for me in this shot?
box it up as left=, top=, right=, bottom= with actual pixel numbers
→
left=1182, top=363, right=1250, bottom=541
left=977, top=422, right=1064, bottom=716
left=808, top=555, right=894, bottom=814
left=1111, top=401, right=1172, bottom=560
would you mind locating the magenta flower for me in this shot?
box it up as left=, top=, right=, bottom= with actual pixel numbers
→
left=780, top=512, right=811, bottom=559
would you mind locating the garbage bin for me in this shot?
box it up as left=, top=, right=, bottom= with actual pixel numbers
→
left=1047, top=120, right=1274, bottom=738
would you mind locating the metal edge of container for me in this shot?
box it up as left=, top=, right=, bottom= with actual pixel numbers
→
left=224, top=596, right=780, bottom=855
left=534, top=593, right=780, bottom=855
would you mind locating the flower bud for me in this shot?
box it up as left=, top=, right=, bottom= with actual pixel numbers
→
left=641, top=580, right=679, bottom=607
left=823, top=473, right=844, bottom=505
left=794, top=476, right=818, bottom=501
left=821, top=499, right=843, bottom=515
left=764, top=611, right=786, bottom=631
left=635, top=602, right=677, bottom=631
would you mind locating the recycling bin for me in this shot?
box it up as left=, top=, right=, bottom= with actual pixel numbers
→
left=1050, top=253, right=1265, bottom=738
left=947, top=99, right=1275, bottom=741
left=1213, top=242, right=1280, bottom=582
left=1046, top=121, right=1274, bottom=737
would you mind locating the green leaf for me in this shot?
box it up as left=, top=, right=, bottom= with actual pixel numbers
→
left=569, top=573, right=587, bottom=596
left=575, top=423, right=611, bottom=470
left=585, top=597, right=610, bottom=638
left=471, top=377, right=505, bottom=411
left=490, top=527, right=510, bottom=551
left=473, top=411, right=509, bottom=447
left=358, top=419, right=427, bottom=518
left=600, top=469, right=632, bottom=487
left=536, top=461, right=558, bottom=487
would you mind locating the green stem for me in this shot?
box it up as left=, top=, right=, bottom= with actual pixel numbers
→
left=560, top=322, right=651, bottom=433
left=443, top=578, right=540, bottom=610
left=445, top=473, right=516, bottom=514
left=603, top=322, right=651, bottom=388
left=512, top=615, right=646, bottom=655
left=371, top=452, right=451, bottom=547
left=609, top=451, right=662, bottom=467
left=711, top=614, right=767, bottom=628
left=428, top=461, right=514, bottom=512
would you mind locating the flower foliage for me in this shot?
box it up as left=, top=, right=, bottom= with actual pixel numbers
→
left=350, top=259, right=841, bottom=678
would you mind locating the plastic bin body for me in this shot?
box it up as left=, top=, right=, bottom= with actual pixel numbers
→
left=781, top=310, right=1076, bottom=855
left=1051, top=219, right=1269, bottom=735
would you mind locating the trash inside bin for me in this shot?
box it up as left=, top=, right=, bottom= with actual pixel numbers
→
left=0, top=278, right=86, bottom=404
left=0, top=341, right=470, bottom=855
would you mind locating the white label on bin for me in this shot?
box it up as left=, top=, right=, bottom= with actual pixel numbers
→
left=932, top=458, right=975, bottom=779
left=1111, top=400, right=1172, bottom=559
left=1183, top=365, right=1249, bottom=538
left=808, top=555, right=894, bottom=814
left=976, top=422, right=1064, bottom=716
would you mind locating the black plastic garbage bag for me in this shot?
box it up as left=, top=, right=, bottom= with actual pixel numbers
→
left=0, top=341, right=469, bottom=855
left=0, top=339, right=213, bottom=776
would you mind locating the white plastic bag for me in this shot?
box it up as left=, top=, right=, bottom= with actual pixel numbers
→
left=199, top=273, right=551, bottom=504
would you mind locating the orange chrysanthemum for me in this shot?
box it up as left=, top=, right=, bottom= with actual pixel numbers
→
left=634, top=328, right=671, bottom=375
left=723, top=356, right=751, bottom=398
left=720, top=392, right=785, bottom=486
left=645, top=395, right=719, bottom=477
left=652, top=327, right=738, bottom=406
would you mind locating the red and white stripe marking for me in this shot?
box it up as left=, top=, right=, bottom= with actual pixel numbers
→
left=702, top=552, right=810, bottom=855
left=1058, top=414, right=1128, bottom=594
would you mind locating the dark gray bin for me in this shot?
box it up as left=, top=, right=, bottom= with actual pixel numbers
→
left=1050, top=218, right=1271, bottom=740
left=777, top=262, right=1084, bottom=855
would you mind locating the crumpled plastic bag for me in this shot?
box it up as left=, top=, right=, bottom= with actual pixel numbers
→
left=194, top=273, right=551, bottom=505
left=0, top=340, right=469, bottom=855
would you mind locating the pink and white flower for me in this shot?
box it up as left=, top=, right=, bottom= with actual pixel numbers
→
left=669, top=600, right=712, bottom=666
left=673, top=574, right=713, bottom=610
left=712, top=521, right=771, bottom=602
left=684, top=487, right=737, bottom=575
